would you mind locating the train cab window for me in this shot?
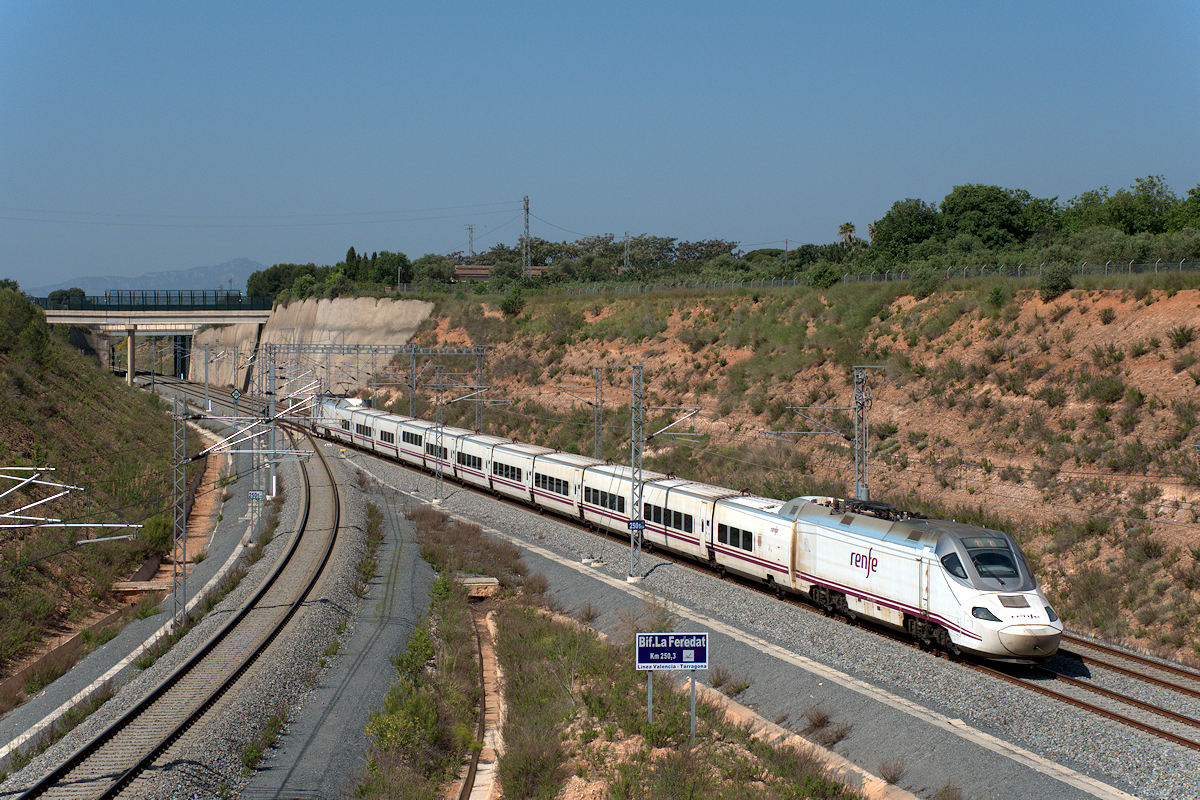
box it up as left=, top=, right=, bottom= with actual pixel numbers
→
left=941, top=553, right=968, bottom=580
left=971, top=551, right=1019, bottom=581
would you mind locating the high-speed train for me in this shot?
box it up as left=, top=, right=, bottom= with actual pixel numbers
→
left=313, top=397, right=1061, bottom=662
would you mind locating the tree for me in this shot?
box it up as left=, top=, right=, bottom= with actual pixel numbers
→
left=1167, top=184, right=1200, bottom=231
left=412, top=254, right=455, bottom=285
left=1106, top=175, right=1177, bottom=235
left=939, top=184, right=1024, bottom=248
left=868, top=198, right=939, bottom=264
left=838, top=222, right=856, bottom=244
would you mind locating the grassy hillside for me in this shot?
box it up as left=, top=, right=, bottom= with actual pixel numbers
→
left=385, top=272, right=1200, bottom=664
left=0, top=287, right=187, bottom=675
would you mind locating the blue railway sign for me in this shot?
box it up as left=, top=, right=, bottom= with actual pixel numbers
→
left=628, top=519, right=645, bottom=532
left=635, top=632, right=708, bottom=671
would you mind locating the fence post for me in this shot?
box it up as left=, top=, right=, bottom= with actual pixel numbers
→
left=1104, top=260, right=1110, bottom=275
left=1080, top=261, right=1087, bottom=274
left=1181, top=260, right=1186, bottom=272
left=1128, top=260, right=1133, bottom=274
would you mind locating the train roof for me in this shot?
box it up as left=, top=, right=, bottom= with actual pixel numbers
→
left=643, top=478, right=738, bottom=501
left=781, top=496, right=985, bottom=551
left=493, top=442, right=555, bottom=457
left=459, top=433, right=511, bottom=447
left=584, top=464, right=668, bottom=482
left=537, top=452, right=604, bottom=468
left=718, top=494, right=785, bottom=516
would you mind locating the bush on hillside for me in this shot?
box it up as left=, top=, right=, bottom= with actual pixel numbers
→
left=1039, top=263, right=1074, bottom=301
left=500, top=288, right=525, bottom=317
left=911, top=265, right=943, bottom=299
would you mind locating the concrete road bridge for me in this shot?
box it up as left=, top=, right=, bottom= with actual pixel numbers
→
left=33, top=291, right=272, bottom=384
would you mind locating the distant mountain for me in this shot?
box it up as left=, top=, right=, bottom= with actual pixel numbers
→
left=27, top=258, right=267, bottom=296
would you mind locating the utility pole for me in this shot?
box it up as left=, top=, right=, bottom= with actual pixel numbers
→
left=629, top=365, right=644, bottom=581
left=623, top=232, right=631, bottom=273
left=172, top=394, right=187, bottom=631
left=784, top=238, right=788, bottom=272
left=475, top=350, right=484, bottom=431
left=268, top=349, right=278, bottom=497
left=853, top=365, right=883, bottom=501
left=522, top=195, right=531, bottom=280
left=434, top=365, right=445, bottom=500
left=594, top=366, right=603, bottom=459
left=204, top=343, right=210, bottom=412
left=466, top=224, right=475, bottom=257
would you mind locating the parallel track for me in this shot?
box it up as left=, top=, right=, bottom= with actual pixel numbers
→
left=165, top=377, right=489, bottom=800
left=16, top=407, right=341, bottom=799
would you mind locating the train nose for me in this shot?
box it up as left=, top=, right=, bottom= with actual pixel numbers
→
left=998, top=625, right=1061, bottom=657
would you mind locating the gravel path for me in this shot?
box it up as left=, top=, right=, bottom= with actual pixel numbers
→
left=346, top=448, right=1197, bottom=800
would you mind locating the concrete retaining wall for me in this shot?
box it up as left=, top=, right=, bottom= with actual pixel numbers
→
left=188, top=297, right=433, bottom=392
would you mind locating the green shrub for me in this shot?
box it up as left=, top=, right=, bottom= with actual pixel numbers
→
left=1039, top=263, right=1073, bottom=301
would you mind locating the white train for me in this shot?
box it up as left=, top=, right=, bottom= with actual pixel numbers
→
left=313, top=397, right=1061, bottom=662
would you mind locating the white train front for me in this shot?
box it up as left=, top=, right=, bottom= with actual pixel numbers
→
left=314, top=397, right=1061, bottom=662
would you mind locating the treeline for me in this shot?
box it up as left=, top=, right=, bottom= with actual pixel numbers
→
left=246, top=175, right=1200, bottom=301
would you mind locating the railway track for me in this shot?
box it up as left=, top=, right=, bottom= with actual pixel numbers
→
left=301, top=406, right=1200, bottom=758
left=14, top=407, right=341, bottom=798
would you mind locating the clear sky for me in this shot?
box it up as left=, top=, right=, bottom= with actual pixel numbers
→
left=2, top=1, right=1198, bottom=290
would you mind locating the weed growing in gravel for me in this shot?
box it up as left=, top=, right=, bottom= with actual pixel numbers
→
left=355, top=502, right=385, bottom=597
left=879, top=758, right=904, bottom=784
left=358, top=577, right=480, bottom=800
left=241, top=703, right=289, bottom=772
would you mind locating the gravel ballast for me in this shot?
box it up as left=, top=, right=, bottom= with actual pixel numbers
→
left=346, top=448, right=1195, bottom=800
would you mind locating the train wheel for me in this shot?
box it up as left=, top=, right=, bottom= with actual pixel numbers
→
left=936, top=627, right=961, bottom=659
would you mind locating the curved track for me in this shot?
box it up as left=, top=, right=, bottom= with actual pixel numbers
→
left=16, top=415, right=341, bottom=798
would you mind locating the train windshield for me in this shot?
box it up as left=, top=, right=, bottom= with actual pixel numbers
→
left=970, top=551, right=1019, bottom=581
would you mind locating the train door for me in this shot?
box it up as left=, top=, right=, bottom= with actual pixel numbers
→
left=917, top=554, right=930, bottom=614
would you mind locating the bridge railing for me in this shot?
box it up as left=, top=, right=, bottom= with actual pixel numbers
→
left=31, top=290, right=273, bottom=311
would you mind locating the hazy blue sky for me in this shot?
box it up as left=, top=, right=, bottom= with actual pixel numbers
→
left=2, top=1, right=1198, bottom=290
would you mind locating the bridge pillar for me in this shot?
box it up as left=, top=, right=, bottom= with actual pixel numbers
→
left=126, top=327, right=136, bottom=385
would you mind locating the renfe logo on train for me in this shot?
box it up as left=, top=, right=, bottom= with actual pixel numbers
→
left=850, top=547, right=878, bottom=578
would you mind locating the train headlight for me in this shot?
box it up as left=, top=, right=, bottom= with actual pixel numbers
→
left=971, top=606, right=1001, bottom=622
left=1045, top=606, right=1059, bottom=623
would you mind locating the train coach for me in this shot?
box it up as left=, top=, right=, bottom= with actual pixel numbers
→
left=313, top=397, right=1061, bottom=661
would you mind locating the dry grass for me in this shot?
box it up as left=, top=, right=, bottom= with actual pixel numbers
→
left=879, top=758, right=904, bottom=784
